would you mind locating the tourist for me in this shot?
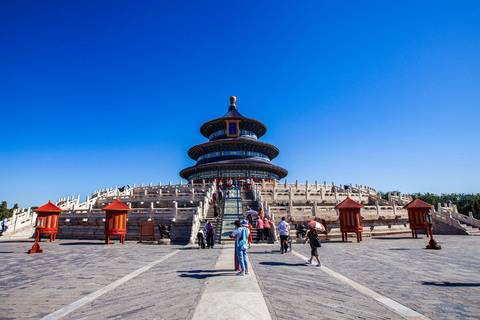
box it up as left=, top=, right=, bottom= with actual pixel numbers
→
left=204, top=219, right=209, bottom=231
left=218, top=189, right=223, bottom=202
left=235, top=179, right=238, bottom=187
left=197, top=227, right=206, bottom=249
left=303, top=226, right=322, bottom=266
left=206, top=222, right=215, bottom=248
left=256, top=217, right=264, bottom=241
left=212, top=192, right=217, bottom=203
left=263, top=218, right=271, bottom=241
left=218, top=181, right=223, bottom=190
left=228, top=179, right=233, bottom=189
left=278, top=217, right=290, bottom=254
left=229, top=220, right=250, bottom=276
left=1, top=218, right=9, bottom=235
left=246, top=212, right=253, bottom=226
left=213, top=203, right=221, bottom=221
left=258, top=207, right=264, bottom=220
left=246, top=178, right=250, bottom=190
left=246, top=219, right=252, bottom=248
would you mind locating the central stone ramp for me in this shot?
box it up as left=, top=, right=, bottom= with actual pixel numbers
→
left=192, top=245, right=271, bottom=320
left=221, top=188, right=243, bottom=242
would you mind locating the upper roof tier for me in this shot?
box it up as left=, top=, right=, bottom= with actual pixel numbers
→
left=200, top=96, right=267, bottom=139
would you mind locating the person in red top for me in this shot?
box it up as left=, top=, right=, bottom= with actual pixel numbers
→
left=247, top=221, right=252, bottom=248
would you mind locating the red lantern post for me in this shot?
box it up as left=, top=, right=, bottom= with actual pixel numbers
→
left=103, top=200, right=131, bottom=245
left=28, top=215, right=46, bottom=253
left=403, top=198, right=433, bottom=238
left=33, top=201, right=63, bottom=242
left=335, top=198, right=365, bottom=242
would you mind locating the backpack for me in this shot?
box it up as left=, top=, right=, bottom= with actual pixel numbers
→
left=237, top=227, right=248, bottom=247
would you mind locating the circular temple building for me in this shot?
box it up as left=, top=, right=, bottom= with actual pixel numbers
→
left=180, top=96, right=288, bottom=183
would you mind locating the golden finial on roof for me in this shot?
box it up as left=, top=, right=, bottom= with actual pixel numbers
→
left=49, top=199, right=51, bottom=203
left=230, top=96, right=236, bottom=106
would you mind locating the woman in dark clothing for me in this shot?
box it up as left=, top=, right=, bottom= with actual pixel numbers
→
left=206, top=222, right=215, bottom=248
left=303, top=227, right=322, bottom=267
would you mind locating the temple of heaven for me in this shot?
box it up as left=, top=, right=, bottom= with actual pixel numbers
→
left=180, top=96, right=288, bottom=183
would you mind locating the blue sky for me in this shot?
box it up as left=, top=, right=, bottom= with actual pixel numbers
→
left=1, top=1, right=479, bottom=208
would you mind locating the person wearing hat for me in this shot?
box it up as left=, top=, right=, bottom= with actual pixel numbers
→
left=229, top=220, right=250, bottom=276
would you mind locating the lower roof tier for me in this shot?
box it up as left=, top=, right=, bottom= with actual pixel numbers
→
left=179, top=160, right=288, bottom=181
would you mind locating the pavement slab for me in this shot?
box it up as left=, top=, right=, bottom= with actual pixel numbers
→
left=0, top=235, right=479, bottom=320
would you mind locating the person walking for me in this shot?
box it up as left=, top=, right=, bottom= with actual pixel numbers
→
left=213, top=203, right=221, bottom=221
left=206, top=221, right=215, bottom=248
left=303, top=226, right=322, bottom=266
left=197, top=227, right=206, bottom=249
left=218, top=189, right=223, bottom=202
left=258, top=207, right=264, bottom=220
left=263, top=218, right=271, bottom=241
left=212, top=192, right=217, bottom=203
left=256, top=217, right=264, bottom=241
left=278, top=217, right=290, bottom=254
left=230, top=220, right=250, bottom=276
left=246, top=220, right=252, bottom=249
left=0, top=218, right=9, bottom=235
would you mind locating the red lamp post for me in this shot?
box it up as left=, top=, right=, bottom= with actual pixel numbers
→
left=103, top=200, right=131, bottom=245
left=28, top=215, right=46, bottom=253
left=403, top=198, right=433, bottom=238
left=424, top=211, right=441, bottom=249
left=335, top=197, right=365, bottom=242
left=33, top=201, right=63, bottom=242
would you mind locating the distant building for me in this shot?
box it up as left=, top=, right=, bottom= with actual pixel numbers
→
left=180, top=96, right=288, bottom=183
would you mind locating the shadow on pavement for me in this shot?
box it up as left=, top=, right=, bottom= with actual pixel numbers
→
left=372, top=237, right=423, bottom=240
left=178, top=269, right=232, bottom=273
left=177, top=269, right=235, bottom=279
left=59, top=242, right=105, bottom=246
left=259, top=261, right=307, bottom=267
left=422, top=281, right=480, bottom=287
left=388, top=248, right=412, bottom=250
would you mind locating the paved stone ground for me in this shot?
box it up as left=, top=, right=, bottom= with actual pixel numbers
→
left=0, top=235, right=479, bottom=320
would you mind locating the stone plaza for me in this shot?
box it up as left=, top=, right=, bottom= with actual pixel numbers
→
left=2, top=97, right=480, bottom=319
left=1, top=234, right=479, bottom=320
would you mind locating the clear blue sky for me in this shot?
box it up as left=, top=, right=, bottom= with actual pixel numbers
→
left=1, top=1, right=479, bottom=208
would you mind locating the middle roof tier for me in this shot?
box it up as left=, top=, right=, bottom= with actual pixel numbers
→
left=188, top=138, right=280, bottom=162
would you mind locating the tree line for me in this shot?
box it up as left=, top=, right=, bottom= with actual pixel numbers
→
left=379, top=192, right=480, bottom=219
left=0, top=201, right=18, bottom=220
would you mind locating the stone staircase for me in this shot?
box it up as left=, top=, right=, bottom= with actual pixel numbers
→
left=239, top=188, right=273, bottom=243
left=459, top=223, right=480, bottom=236
left=220, top=188, right=243, bottom=244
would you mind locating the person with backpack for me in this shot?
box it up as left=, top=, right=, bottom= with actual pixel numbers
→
left=230, top=219, right=250, bottom=276
left=303, top=226, right=322, bottom=267
left=197, top=227, right=206, bottom=249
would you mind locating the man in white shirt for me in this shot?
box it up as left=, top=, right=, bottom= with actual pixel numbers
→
left=278, top=217, right=290, bottom=254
